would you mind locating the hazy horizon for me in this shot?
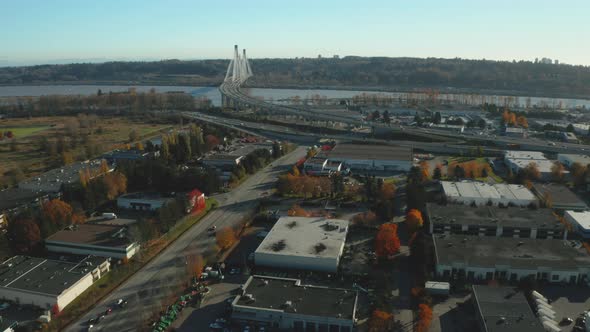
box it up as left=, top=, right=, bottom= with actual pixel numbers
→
left=1, top=0, right=589, bottom=67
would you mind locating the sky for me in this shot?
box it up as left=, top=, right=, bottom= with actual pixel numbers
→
left=1, top=0, right=589, bottom=66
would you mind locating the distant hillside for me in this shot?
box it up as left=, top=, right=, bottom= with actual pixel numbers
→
left=1, top=57, right=589, bottom=99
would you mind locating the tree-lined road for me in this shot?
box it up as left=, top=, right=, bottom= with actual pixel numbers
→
left=65, top=146, right=307, bottom=332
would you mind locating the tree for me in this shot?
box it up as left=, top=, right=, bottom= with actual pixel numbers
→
left=42, top=199, right=76, bottom=228
left=205, top=134, right=220, bottom=151
left=371, top=110, right=380, bottom=121
left=129, top=129, right=139, bottom=142
left=406, top=209, right=424, bottom=234
left=419, top=161, right=430, bottom=180
left=523, top=162, right=541, bottom=181
left=103, top=171, right=128, bottom=200
left=416, top=304, right=433, bottom=332
left=566, top=124, right=575, bottom=132
left=379, top=182, right=396, bottom=201
left=375, top=223, right=401, bottom=259
left=61, top=151, right=74, bottom=165
left=433, top=164, right=442, bottom=180
left=368, top=310, right=393, bottom=332
left=9, top=218, right=41, bottom=254
left=216, top=227, right=237, bottom=251
left=187, top=253, right=204, bottom=279
left=571, top=162, right=587, bottom=187
left=551, top=162, right=565, bottom=182
left=352, top=211, right=378, bottom=226
left=433, top=112, right=442, bottom=124
left=382, top=110, right=391, bottom=125
left=516, top=115, right=528, bottom=128
left=288, top=204, right=311, bottom=217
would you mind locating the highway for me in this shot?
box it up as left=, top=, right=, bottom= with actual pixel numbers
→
left=219, top=81, right=590, bottom=155
left=65, top=147, right=307, bottom=332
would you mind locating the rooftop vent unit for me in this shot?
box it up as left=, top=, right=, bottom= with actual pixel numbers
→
left=284, top=300, right=292, bottom=307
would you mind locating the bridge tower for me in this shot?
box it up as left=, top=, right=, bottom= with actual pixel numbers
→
left=224, top=45, right=253, bottom=85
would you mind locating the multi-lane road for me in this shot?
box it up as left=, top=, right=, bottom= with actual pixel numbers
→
left=66, top=147, right=307, bottom=332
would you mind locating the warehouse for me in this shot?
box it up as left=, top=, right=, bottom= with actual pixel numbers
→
left=564, top=211, right=590, bottom=239
left=117, top=192, right=173, bottom=211
left=254, top=217, right=349, bottom=273
left=433, top=234, right=590, bottom=284
left=0, top=255, right=110, bottom=312
left=557, top=154, right=590, bottom=168
left=441, top=181, right=537, bottom=207
left=472, top=285, right=543, bottom=332
left=45, top=224, right=139, bottom=259
left=532, top=183, right=588, bottom=211
left=325, top=144, right=413, bottom=172
left=503, top=150, right=565, bottom=179
left=426, top=203, right=565, bottom=239
left=232, top=275, right=357, bottom=332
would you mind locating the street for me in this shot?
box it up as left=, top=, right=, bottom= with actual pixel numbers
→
left=65, top=146, right=307, bottom=332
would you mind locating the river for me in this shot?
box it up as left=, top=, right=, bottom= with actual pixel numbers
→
left=0, top=85, right=589, bottom=109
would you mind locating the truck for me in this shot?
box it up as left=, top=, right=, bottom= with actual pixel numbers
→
left=101, top=212, right=117, bottom=219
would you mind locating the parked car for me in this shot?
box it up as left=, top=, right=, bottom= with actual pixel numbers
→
left=116, top=298, right=128, bottom=308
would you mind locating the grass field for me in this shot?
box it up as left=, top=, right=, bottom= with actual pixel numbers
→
left=0, top=116, right=172, bottom=183
left=0, top=125, right=51, bottom=137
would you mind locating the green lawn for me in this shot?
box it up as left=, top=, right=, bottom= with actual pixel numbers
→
left=0, top=125, right=51, bottom=138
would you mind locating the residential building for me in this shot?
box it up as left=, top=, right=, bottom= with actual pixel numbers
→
left=557, top=154, right=590, bottom=168
left=323, top=144, right=413, bottom=173
left=531, top=183, right=588, bottom=211
left=433, top=234, right=590, bottom=284
left=254, top=217, right=349, bottom=273
left=426, top=203, right=565, bottom=239
left=0, top=256, right=110, bottom=311
left=441, top=181, right=537, bottom=207
left=117, top=192, right=173, bottom=211
left=472, top=285, right=544, bottom=332
left=564, top=211, right=590, bottom=239
left=45, top=224, right=139, bottom=259
left=232, top=275, right=357, bottom=332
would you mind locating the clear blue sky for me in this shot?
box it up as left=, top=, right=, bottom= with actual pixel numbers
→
left=1, top=0, right=589, bottom=66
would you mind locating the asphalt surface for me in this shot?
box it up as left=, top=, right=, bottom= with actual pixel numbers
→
left=65, top=146, right=307, bottom=332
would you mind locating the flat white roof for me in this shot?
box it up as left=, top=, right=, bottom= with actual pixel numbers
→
left=442, top=181, right=536, bottom=201
left=559, top=154, right=590, bottom=165
left=508, top=159, right=564, bottom=174
left=255, top=217, right=348, bottom=260
left=504, top=150, right=546, bottom=161
left=565, top=211, right=590, bottom=230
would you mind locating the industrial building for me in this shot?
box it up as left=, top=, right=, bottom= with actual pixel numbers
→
left=18, top=159, right=106, bottom=193
left=254, top=217, right=349, bottom=273
left=503, top=127, right=527, bottom=138
left=531, top=183, right=588, bottom=211
left=426, top=203, right=565, bottom=239
left=557, top=153, right=590, bottom=168
left=564, top=210, right=590, bottom=239
left=472, top=285, right=544, bottom=332
left=433, top=234, right=590, bottom=284
left=45, top=224, right=139, bottom=259
left=231, top=275, right=357, bottom=332
left=200, top=142, right=274, bottom=182
left=324, top=144, right=413, bottom=173
left=503, top=150, right=565, bottom=179
left=117, top=192, right=173, bottom=211
left=441, top=181, right=537, bottom=207
left=0, top=255, right=110, bottom=311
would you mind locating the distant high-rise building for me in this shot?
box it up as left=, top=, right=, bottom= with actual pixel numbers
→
left=317, top=54, right=322, bottom=59
left=554, top=59, right=559, bottom=65
left=540, top=57, right=553, bottom=64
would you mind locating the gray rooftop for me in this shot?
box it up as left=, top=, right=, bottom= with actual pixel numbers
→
left=18, top=159, right=105, bottom=193
left=532, top=183, right=588, bottom=209
left=426, top=203, right=563, bottom=230
left=327, top=144, right=412, bottom=162
left=0, top=255, right=106, bottom=296
left=472, top=285, right=544, bottom=332
left=433, top=234, right=590, bottom=270
left=236, top=275, right=357, bottom=319
left=0, top=187, right=50, bottom=211
left=255, top=217, right=348, bottom=259
left=45, top=224, right=132, bottom=248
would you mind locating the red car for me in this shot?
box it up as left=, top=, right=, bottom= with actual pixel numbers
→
left=105, top=307, right=112, bottom=315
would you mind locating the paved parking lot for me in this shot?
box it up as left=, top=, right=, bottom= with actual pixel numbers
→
left=537, top=285, right=590, bottom=330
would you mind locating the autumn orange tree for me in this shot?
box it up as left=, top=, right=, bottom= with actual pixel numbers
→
left=419, top=161, right=430, bottom=180
left=375, top=223, right=401, bottom=259
left=551, top=162, right=565, bottom=182
left=416, top=304, right=433, bottom=332
left=216, top=227, right=237, bottom=251
left=379, top=182, right=396, bottom=201
left=406, top=209, right=424, bottom=234
left=368, top=310, right=393, bottom=332
left=352, top=211, right=378, bottom=226
left=571, top=162, right=587, bottom=187
left=522, top=162, right=541, bottom=181
left=187, top=254, right=204, bottom=279
left=288, top=204, right=311, bottom=217
left=41, top=199, right=84, bottom=230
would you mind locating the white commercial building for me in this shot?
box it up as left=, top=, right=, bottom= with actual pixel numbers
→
left=565, top=211, right=590, bottom=239
left=232, top=275, right=356, bottom=332
left=0, top=256, right=110, bottom=311
left=558, top=154, right=590, bottom=168
left=441, top=181, right=537, bottom=207
left=325, top=144, right=413, bottom=173
left=45, top=224, right=139, bottom=259
left=254, top=217, right=349, bottom=273
left=503, top=150, right=565, bottom=179
left=117, top=192, right=172, bottom=211
left=433, top=234, right=590, bottom=285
